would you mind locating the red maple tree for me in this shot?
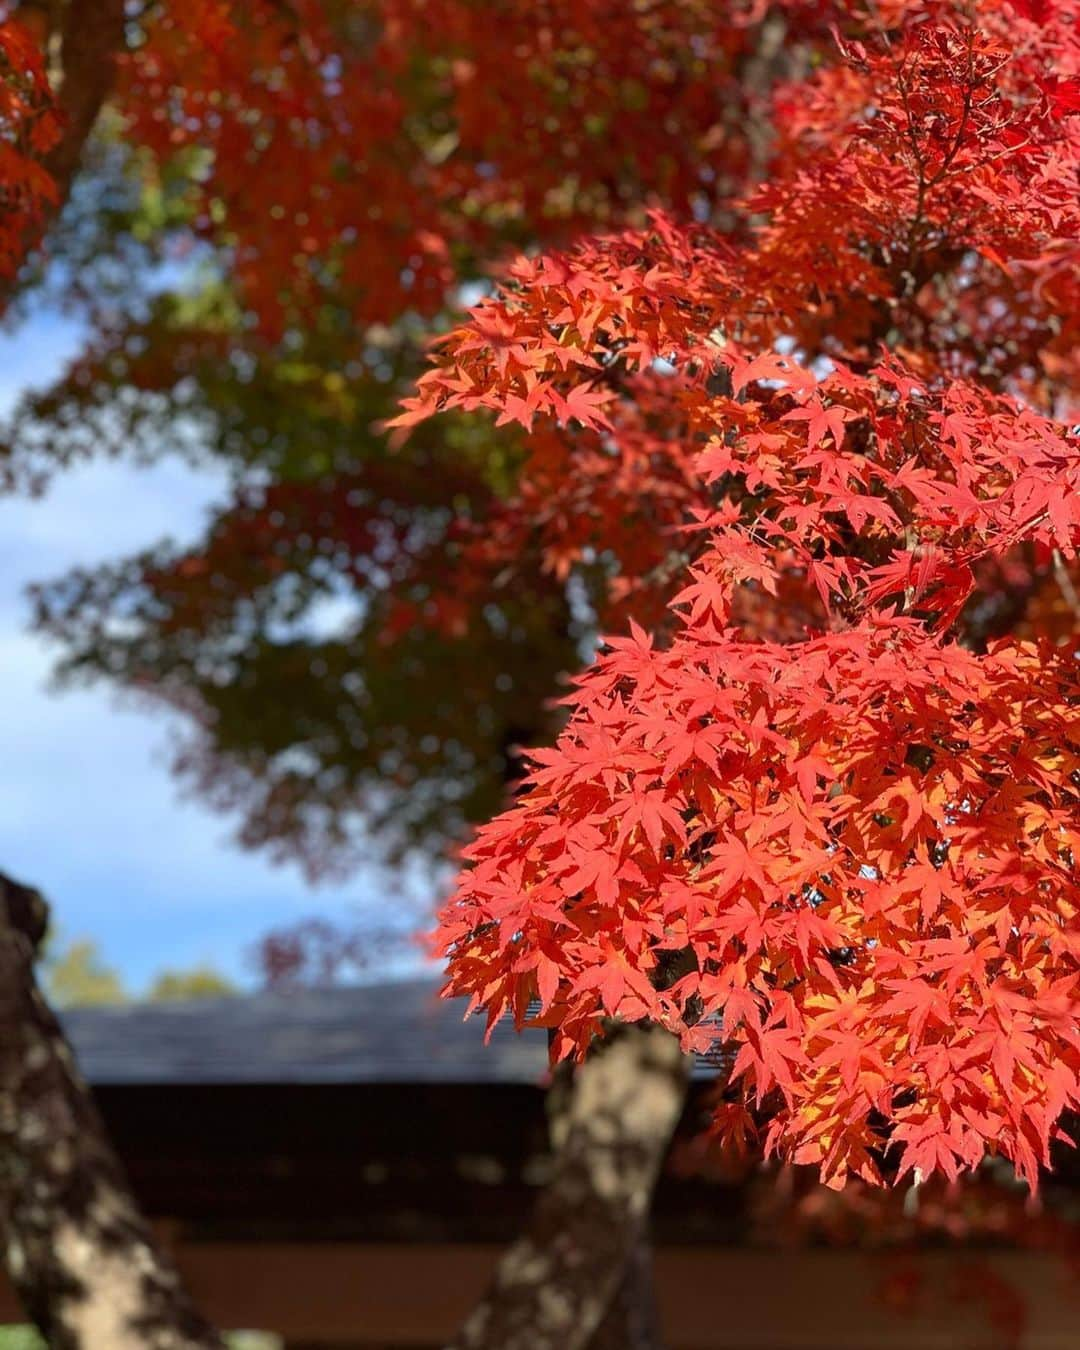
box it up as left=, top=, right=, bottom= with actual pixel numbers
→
left=0, top=0, right=1077, bottom=1343
left=397, top=0, right=1080, bottom=1193
left=2, top=0, right=1077, bottom=1206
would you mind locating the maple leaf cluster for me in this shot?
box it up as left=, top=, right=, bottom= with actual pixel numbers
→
left=407, top=0, right=1080, bottom=1189
left=391, top=0, right=1080, bottom=633
left=0, top=12, right=61, bottom=283
left=447, top=618, right=1079, bottom=1189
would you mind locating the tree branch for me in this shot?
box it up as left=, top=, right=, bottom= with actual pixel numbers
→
left=42, top=0, right=128, bottom=209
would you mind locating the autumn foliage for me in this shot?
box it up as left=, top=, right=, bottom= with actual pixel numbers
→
left=115, top=0, right=782, bottom=335
left=1, top=0, right=1078, bottom=1196
left=396, top=0, right=1080, bottom=1191
left=0, top=14, right=60, bottom=279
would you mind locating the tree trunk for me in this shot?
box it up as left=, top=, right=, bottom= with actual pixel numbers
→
left=448, top=1023, right=688, bottom=1350
left=585, top=1229, right=664, bottom=1350
left=0, top=872, right=224, bottom=1349
left=557, top=1051, right=667, bottom=1350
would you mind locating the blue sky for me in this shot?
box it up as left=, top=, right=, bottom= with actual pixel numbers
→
left=0, top=311, right=434, bottom=992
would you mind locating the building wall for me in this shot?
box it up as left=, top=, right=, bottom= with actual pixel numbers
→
left=0, top=1241, right=1068, bottom=1349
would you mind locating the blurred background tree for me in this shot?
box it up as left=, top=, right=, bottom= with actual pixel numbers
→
left=41, top=935, right=126, bottom=1008
left=3, top=0, right=787, bottom=895
left=42, top=931, right=237, bottom=1006
left=146, top=963, right=236, bottom=1002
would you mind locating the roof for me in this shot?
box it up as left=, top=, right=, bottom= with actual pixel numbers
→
left=59, top=978, right=551, bottom=1086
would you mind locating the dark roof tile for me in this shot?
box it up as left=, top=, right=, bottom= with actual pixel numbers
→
left=59, top=978, right=550, bottom=1086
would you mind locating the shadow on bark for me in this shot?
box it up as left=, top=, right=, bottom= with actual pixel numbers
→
left=0, top=872, right=223, bottom=1349
left=448, top=1022, right=689, bottom=1350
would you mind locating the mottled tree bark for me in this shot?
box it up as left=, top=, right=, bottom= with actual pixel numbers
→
left=585, top=1230, right=664, bottom=1350
left=0, top=872, right=224, bottom=1349
left=448, top=1023, right=688, bottom=1350
left=554, top=1052, right=667, bottom=1350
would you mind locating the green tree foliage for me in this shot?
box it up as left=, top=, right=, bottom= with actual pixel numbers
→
left=11, top=286, right=581, bottom=877
left=0, top=1326, right=45, bottom=1349
left=146, top=964, right=236, bottom=1002
left=0, top=1330, right=280, bottom=1349
left=41, top=934, right=237, bottom=1007
left=41, top=937, right=126, bottom=1009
